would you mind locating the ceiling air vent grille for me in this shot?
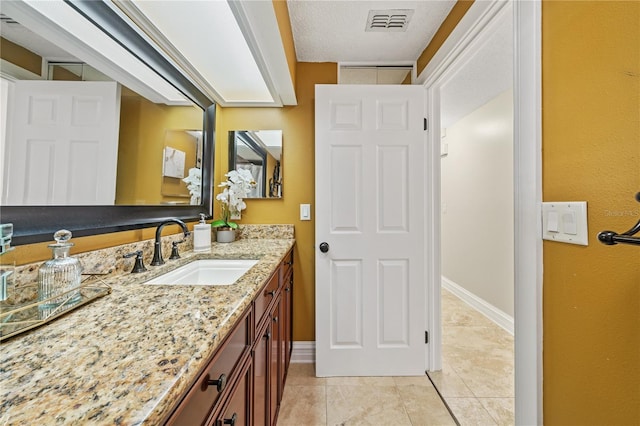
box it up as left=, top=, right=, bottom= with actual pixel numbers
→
left=0, top=14, right=19, bottom=25
left=366, top=9, right=414, bottom=32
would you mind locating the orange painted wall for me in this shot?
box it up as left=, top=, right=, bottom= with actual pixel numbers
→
left=415, top=0, right=474, bottom=76
left=215, top=63, right=337, bottom=341
left=0, top=37, right=42, bottom=76
left=116, top=95, right=202, bottom=205
left=272, top=0, right=297, bottom=89
left=542, top=1, right=640, bottom=423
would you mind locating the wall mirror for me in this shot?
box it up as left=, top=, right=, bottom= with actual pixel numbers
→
left=0, top=1, right=214, bottom=244
left=229, top=130, right=282, bottom=198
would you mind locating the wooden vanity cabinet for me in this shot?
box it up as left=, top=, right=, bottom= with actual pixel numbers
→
left=281, top=251, right=294, bottom=378
left=165, top=248, right=294, bottom=426
left=166, top=308, right=252, bottom=426
left=211, top=357, right=252, bottom=426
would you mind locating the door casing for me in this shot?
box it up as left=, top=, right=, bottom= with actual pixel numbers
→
left=417, top=1, right=543, bottom=424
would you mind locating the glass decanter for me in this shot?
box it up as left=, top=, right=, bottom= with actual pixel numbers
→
left=38, top=230, right=82, bottom=314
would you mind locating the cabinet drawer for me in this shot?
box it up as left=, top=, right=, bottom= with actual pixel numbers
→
left=167, top=309, right=251, bottom=426
left=254, top=270, right=279, bottom=329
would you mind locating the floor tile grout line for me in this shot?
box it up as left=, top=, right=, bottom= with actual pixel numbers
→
left=426, top=371, right=461, bottom=426
left=393, top=383, right=418, bottom=426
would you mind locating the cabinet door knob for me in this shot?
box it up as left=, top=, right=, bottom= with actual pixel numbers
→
left=273, top=316, right=278, bottom=323
left=224, top=413, right=237, bottom=425
left=202, top=373, right=226, bottom=392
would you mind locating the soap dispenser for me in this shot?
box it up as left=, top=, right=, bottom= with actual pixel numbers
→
left=38, top=229, right=82, bottom=312
left=193, top=214, right=211, bottom=253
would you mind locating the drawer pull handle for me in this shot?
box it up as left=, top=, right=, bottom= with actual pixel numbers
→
left=202, top=373, right=227, bottom=393
left=266, top=290, right=276, bottom=297
left=264, top=331, right=271, bottom=340
left=224, top=413, right=237, bottom=426
left=285, top=261, right=293, bottom=265
left=285, top=287, right=291, bottom=292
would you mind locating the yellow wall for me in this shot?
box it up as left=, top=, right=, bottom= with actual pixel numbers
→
left=116, top=94, right=202, bottom=205
left=216, top=62, right=337, bottom=341
left=0, top=37, right=42, bottom=76
left=415, top=0, right=474, bottom=76
left=542, top=2, right=640, bottom=423
left=272, top=0, right=297, bottom=91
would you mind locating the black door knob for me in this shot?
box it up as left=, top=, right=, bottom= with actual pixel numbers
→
left=319, top=242, right=329, bottom=253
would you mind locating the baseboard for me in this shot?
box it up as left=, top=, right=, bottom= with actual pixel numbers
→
left=291, top=341, right=315, bottom=363
left=442, top=276, right=514, bottom=335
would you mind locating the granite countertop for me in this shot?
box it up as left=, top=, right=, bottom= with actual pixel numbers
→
left=0, top=238, right=294, bottom=425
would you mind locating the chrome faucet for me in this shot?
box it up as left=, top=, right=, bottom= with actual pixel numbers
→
left=151, top=219, right=190, bottom=266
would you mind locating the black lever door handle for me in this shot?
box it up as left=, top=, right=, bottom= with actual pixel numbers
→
left=319, top=242, right=329, bottom=253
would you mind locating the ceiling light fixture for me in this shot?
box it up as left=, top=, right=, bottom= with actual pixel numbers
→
left=126, top=0, right=274, bottom=105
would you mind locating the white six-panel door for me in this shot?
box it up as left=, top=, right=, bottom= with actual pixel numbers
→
left=2, top=80, right=120, bottom=205
left=315, top=84, right=427, bottom=376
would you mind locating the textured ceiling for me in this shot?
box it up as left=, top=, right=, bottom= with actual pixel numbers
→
left=440, top=9, right=513, bottom=128
left=287, top=0, right=456, bottom=63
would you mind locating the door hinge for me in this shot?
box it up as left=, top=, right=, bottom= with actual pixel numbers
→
left=424, top=117, right=428, bottom=131
left=425, top=331, right=429, bottom=344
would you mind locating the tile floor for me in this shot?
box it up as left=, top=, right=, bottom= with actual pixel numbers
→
left=277, top=288, right=514, bottom=425
left=277, top=364, right=456, bottom=425
left=429, top=288, right=514, bottom=425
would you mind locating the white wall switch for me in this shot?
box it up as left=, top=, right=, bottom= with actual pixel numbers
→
left=542, top=201, right=588, bottom=245
left=300, top=204, right=311, bottom=221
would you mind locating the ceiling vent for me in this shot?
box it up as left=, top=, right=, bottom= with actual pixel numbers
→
left=365, top=9, right=414, bottom=32
left=0, top=14, right=19, bottom=25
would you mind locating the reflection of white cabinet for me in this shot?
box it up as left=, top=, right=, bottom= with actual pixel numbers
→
left=2, top=80, right=120, bottom=205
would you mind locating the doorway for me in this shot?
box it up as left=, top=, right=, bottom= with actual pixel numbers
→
left=419, top=1, right=542, bottom=425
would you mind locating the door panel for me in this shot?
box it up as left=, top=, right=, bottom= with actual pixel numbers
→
left=4, top=80, right=120, bottom=205
left=330, top=259, right=363, bottom=348
left=315, top=84, right=426, bottom=376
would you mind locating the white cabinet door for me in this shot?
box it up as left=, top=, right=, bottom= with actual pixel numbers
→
left=3, top=80, right=120, bottom=205
left=315, top=84, right=427, bottom=376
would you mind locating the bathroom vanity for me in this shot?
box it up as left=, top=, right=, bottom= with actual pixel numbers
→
left=0, top=235, right=295, bottom=425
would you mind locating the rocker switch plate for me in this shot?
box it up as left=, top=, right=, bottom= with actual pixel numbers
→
left=300, top=204, right=311, bottom=221
left=542, top=201, right=588, bottom=246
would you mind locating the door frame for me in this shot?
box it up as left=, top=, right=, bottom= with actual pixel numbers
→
left=417, top=1, right=542, bottom=424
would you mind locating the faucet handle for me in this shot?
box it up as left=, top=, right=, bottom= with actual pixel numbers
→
left=169, top=240, right=186, bottom=260
left=123, top=250, right=147, bottom=273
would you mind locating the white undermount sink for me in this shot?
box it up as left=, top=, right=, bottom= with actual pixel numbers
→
left=144, top=259, right=259, bottom=286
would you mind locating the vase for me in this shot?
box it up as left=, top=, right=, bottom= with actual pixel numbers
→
left=216, top=229, right=236, bottom=243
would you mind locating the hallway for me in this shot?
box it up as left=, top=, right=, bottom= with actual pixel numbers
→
left=277, top=288, right=514, bottom=425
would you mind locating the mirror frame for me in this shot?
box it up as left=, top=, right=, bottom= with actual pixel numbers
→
left=228, top=131, right=268, bottom=197
left=3, top=0, right=215, bottom=245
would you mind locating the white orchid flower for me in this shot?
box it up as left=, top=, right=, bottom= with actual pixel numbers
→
left=212, top=168, right=257, bottom=229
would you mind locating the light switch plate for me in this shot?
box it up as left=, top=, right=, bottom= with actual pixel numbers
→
left=542, top=201, right=588, bottom=245
left=300, top=204, right=311, bottom=221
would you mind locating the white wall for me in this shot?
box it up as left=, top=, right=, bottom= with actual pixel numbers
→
left=441, top=88, right=514, bottom=316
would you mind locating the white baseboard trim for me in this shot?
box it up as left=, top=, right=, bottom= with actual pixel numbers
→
left=442, top=276, right=514, bottom=335
left=291, top=341, right=315, bottom=363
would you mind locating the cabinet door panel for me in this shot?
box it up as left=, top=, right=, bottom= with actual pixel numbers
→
left=283, top=267, right=293, bottom=375
left=253, top=321, right=270, bottom=426
left=270, top=297, right=282, bottom=426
